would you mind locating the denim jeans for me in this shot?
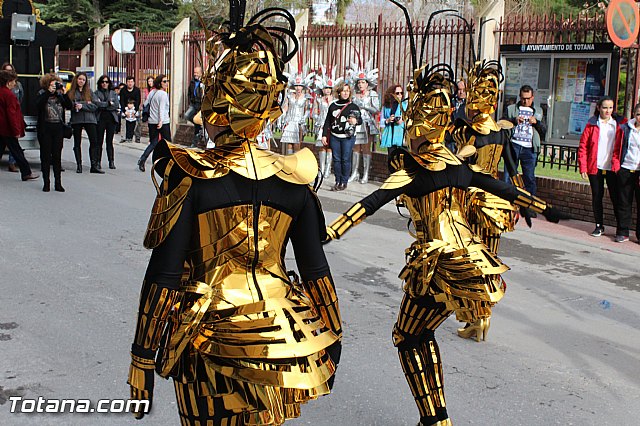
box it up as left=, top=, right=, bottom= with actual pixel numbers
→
left=184, top=104, right=202, bottom=143
left=330, top=135, right=356, bottom=185
left=504, top=143, right=538, bottom=195
left=140, top=123, right=171, bottom=164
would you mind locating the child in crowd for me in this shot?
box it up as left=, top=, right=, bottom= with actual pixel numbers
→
left=122, top=99, right=138, bottom=143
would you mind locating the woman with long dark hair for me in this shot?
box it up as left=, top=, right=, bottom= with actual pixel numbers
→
left=35, top=73, right=73, bottom=191
left=68, top=72, right=100, bottom=173
left=380, top=83, right=407, bottom=154
left=137, top=74, right=170, bottom=172
left=94, top=75, right=119, bottom=169
left=578, top=95, right=622, bottom=238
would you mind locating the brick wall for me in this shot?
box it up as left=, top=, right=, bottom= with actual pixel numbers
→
left=173, top=123, right=194, bottom=146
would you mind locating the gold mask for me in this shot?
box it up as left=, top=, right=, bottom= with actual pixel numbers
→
left=200, top=26, right=286, bottom=145
left=404, top=65, right=454, bottom=145
left=465, top=61, right=501, bottom=116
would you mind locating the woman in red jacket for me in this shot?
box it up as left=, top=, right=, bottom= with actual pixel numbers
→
left=578, top=96, right=622, bottom=238
left=0, top=70, right=39, bottom=182
left=612, top=103, right=640, bottom=243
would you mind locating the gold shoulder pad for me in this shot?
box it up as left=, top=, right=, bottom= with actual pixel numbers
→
left=143, top=159, right=193, bottom=249
left=497, top=119, right=514, bottom=130
left=237, top=146, right=318, bottom=184
left=273, top=147, right=319, bottom=185
left=413, top=143, right=462, bottom=171
left=468, top=163, right=489, bottom=173
left=165, top=142, right=317, bottom=185
left=166, top=142, right=234, bottom=179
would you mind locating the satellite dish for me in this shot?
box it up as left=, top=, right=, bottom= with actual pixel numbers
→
left=111, top=29, right=135, bottom=54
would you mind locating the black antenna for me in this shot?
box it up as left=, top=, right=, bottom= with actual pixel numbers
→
left=388, top=0, right=417, bottom=71
left=419, top=9, right=457, bottom=67
left=247, top=8, right=299, bottom=64
left=227, top=0, right=247, bottom=32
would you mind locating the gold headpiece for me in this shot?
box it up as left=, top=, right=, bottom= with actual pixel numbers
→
left=404, top=64, right=456, bottom=146
left=199, top=6, right=297, bottom=146
left=464, top=60, right=503, bottom=134
left=465, top=60, right=502, bottom=116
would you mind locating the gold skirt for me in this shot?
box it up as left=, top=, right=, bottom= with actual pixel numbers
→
left=157, top=274, right=339, bottom=425
left=399, top=237, right=509, bottom=323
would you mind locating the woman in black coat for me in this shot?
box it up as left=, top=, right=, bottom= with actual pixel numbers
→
left=94, top=75, right=120, bottom=169
left=36, top=73, right=73, bottom=191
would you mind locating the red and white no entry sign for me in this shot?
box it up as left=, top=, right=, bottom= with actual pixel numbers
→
left=606, top=0, right=640, bottom=48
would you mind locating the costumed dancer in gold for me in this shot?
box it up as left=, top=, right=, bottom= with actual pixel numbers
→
left=127, top=3, right=342, bottom=424
left=323, top=3, right=568, bottom=424
left=450, top=60, right=522, bottom=342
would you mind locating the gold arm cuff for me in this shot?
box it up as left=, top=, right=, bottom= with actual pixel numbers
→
left=327, top=203, right=367, bottom=239
left=510, top=174, right=525, bottom=188
left=130, top=353, right=156, bottom=369
left=306, top=276, right=342, bottom=336
left=128, top=362, right=150, bottom=390
left=514, top=188, right=547, bottom=214
left=135, top=283, right=181, bottom=351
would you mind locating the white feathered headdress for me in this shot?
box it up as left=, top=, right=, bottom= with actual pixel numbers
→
left=285, top=63, right=315, bottom=88
left=347, top=58, right=378, bottom=87
left=314, top=64, right=342, bottom=91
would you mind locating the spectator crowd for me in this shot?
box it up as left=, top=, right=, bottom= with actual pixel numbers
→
left=1, top=63, right=638, bottom=243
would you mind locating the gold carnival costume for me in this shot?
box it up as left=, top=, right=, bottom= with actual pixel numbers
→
left=450, top=60, right=524, bottom=341
left=324, top=4, right=567, bottom=424
left=128, top=4, right=342, bottom=425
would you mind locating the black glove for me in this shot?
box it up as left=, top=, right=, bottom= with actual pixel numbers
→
left=519, top=206, right=532, bottom=228
left=128, top=352, right=155, bottom=419
left=542, top=206, right=572, bottom=223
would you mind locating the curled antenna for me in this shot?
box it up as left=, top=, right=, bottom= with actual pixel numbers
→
left=247, top=7, right=299, bottom=64
left=388, top=0, right=417, bottom=71
left=415, top=62, right=456, bottom=94
left=480, top=60, right=504, bottom=83
left=419, top=9, right=457, bottom=67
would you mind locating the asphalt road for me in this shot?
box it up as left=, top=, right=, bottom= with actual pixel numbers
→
left=1, top=139, right=639, bottom=425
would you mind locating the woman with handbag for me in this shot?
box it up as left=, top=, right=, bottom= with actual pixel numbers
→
left=321, top=81, right=361, bottom=191
left=68, top=72, right=100, bottom=173
left=137, top=74, right=171, bottom=172
left=94, top=75, right=120, bottom=170
left=36, top=73, right=73, bottom=192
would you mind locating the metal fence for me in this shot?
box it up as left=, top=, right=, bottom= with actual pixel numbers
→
left=102, top=31, right=172, bottom=92
left=58, top=49, right=82, bottom=71
left=495, top=13, right=608, bottom=45
left=301, top=15, right=475, bottom=101
left=539, top=142, right=579, bottom=171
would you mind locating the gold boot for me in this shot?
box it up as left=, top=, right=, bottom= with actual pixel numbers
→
left=418, top=419, right=452, bottom=426
left=483, top=316, right=491, bottom=341
left=457, top=319, right=485, bottom=342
